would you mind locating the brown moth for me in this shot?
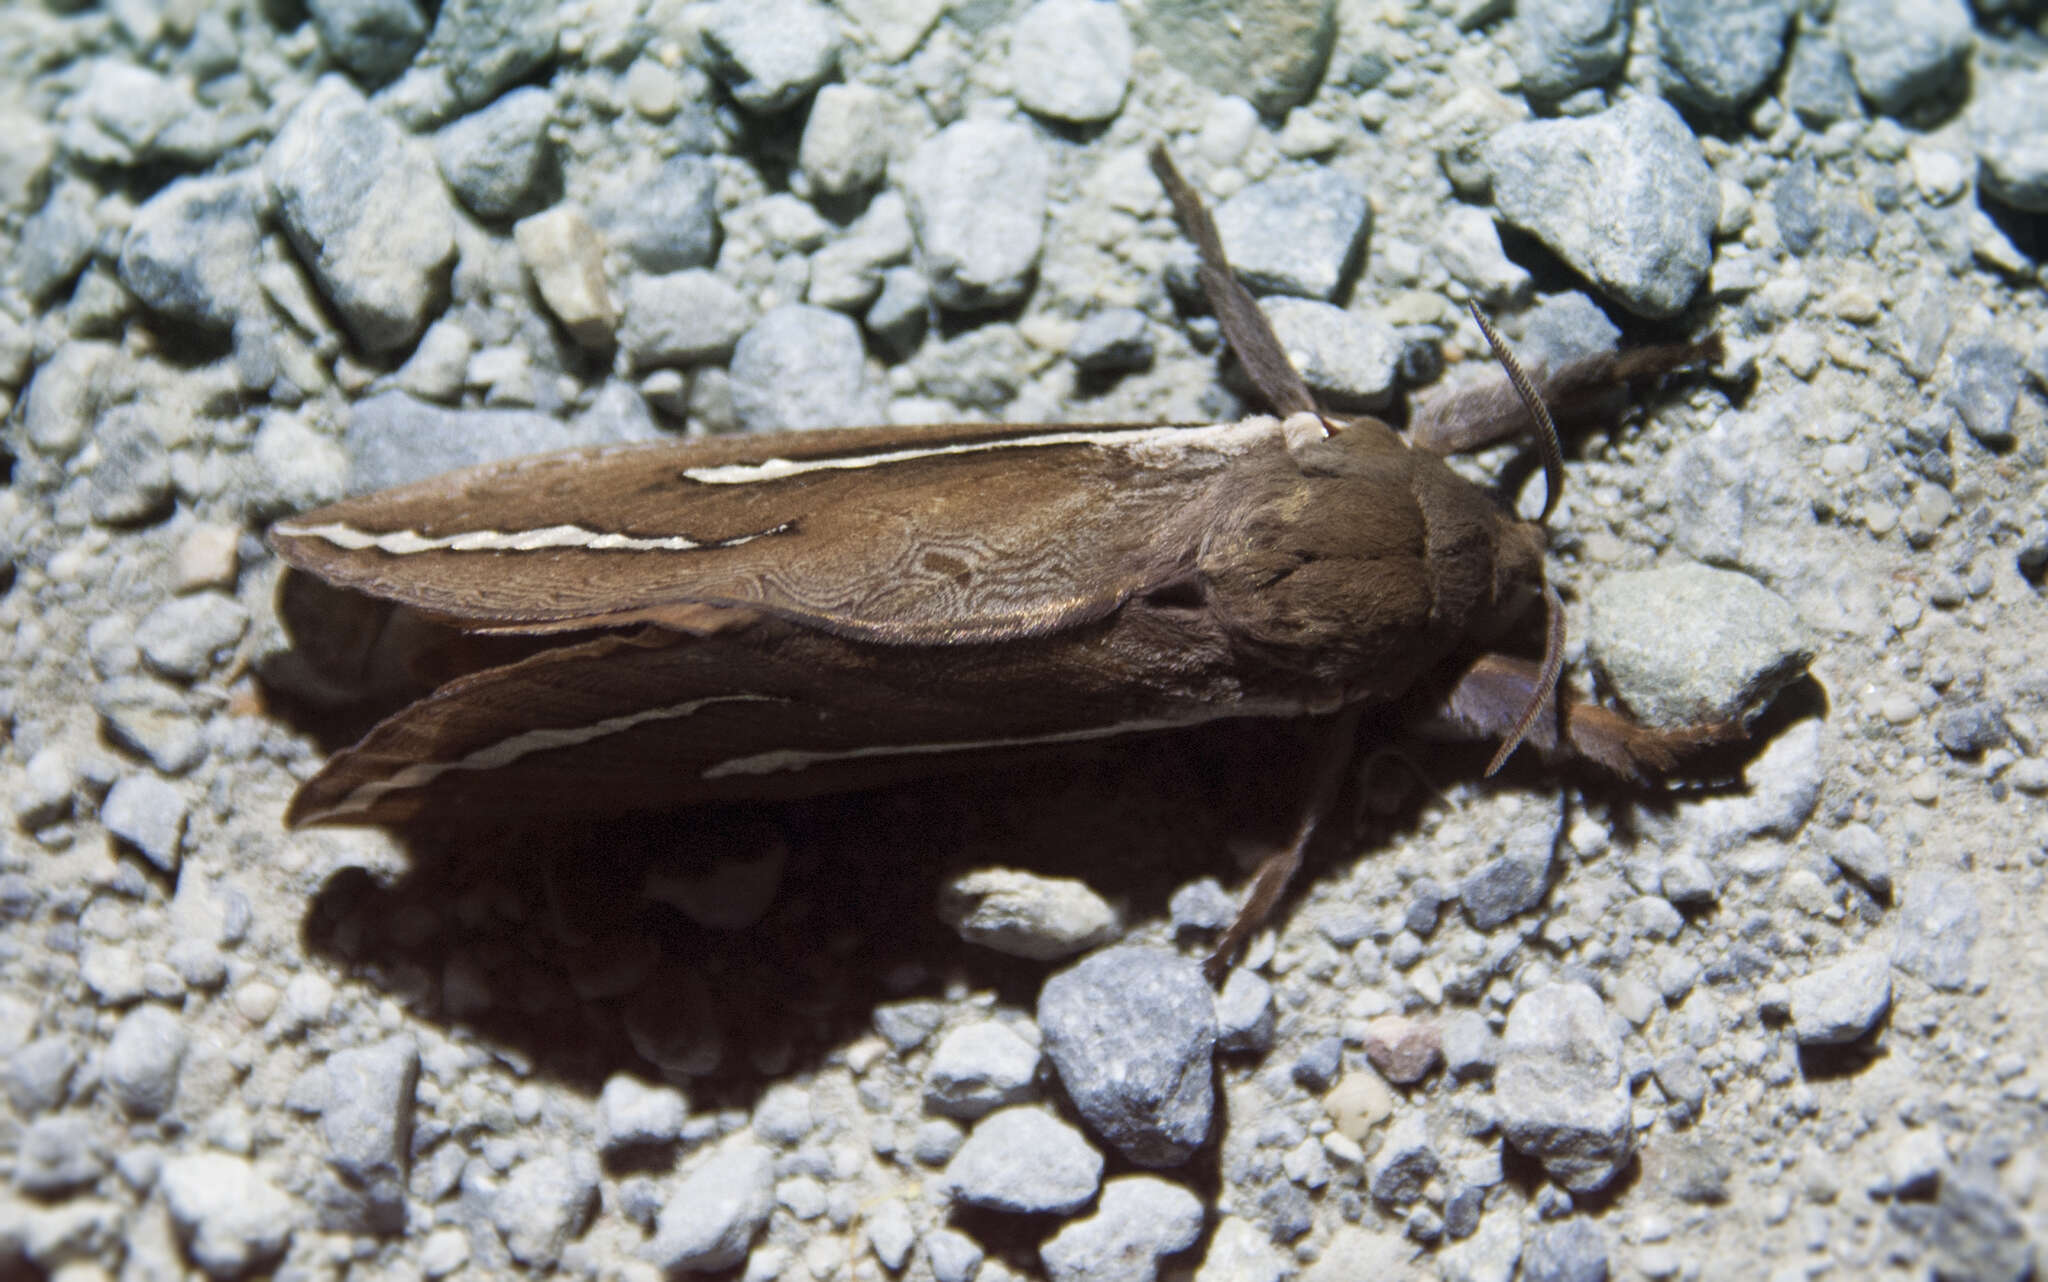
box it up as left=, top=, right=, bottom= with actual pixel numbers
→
left=270, top=145, right=1729, bottom=976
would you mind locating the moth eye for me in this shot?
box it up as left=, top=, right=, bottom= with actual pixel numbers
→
left=921, top=551, right=974, bottom=588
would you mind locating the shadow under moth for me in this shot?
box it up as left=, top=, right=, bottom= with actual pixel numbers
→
left=271, top=145, right=1732, bottom=977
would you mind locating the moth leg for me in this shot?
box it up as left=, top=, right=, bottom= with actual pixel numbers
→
left=1409, top=337, right=1725, bottom=458
left=1204, top=705, right=1365, bottom=984
left=1433, top=654, right=1740, bottom=780
left=1148, top=143, right=1319, bottom=420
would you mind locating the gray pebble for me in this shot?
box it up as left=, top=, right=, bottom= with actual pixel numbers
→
left=799, top=83, right=892, bottom=199
left=118, top=174, right=265, bottom=332
left=15, top=179, right=99, bottom=302
left=865, top=265, right=931, bottom=354
left=23, top=340, right=121, bottom=458
left=100, top=774, right=188, bottom=874
left=1210, top=169, right=1371, bottom=302
left=808, top=192, right=913, bottom=313
left=1890, top=407, right=1956, bottom=487
left=343, top=391, right=657, bottom=494
left=912, top=1118, right=967, bottom=1165
left=0, top=873, right=35, bottom=923
left=1935, top=699, right=2008, bottom=756
left=1785, top=33, right=1863, bottom=128
left=62, top=59, right=198, bottom=168
left=599, top=1074, right=686, bottom=1152
left=1214, top=968, right=1276, bottom=1053
left=1170, top=878, right=1236, bottom=933
left=1827, top=823, right=1893, bottom=896
left=903, top=120, right=1048, bottom=311
left=591, top=154, right=721, bottom=274
left=265, top=77, right=456, bottom=353
left=1512, top=0, right=1630, bottom=103
left=88, top=406, right=174, bottom=528
left=865, top=1197, right=916, bottom=1270
left=425, top=0, right=558, bottom=107
left=926, top=1020, right=1042, bottom=1118
left=1461, top=842, right=1554, bottom=932
left=3, top=1036, right=79, bottom=1116
left=137, top=593, right=250, bottom=682
left=620, top=270, right=756, bottom=369
left=1652, top=0, right=1794, bottom=113
left=1369, top=1114, right=1441, bottom=1205
left=1652, top=1047, right=1708, bottom=1121
left=925, top=1227, right=985, bottom=1282
left=1126, top=0, right=1335, bottom=117
left=434, top=86, right=555, bottom=221
left=16, top=745, right=78, bottom=830
left=936, top=868, right=1120, bottom=960
left=699, top=0, right=842, bottom=112
left=1436, top=206, right=1531, bottom=307
left=1485, top=97, right=1715, bottom=319
left=320, top=1036, right=418, bottom=1189
left=646, top=1139, right=774, bottom=1271
left=1772, top=159, right=1821, bottom=256
left=1070, top=307, right=1155, bottom=374
left=160, top=1152, right=298, bottom=1278
left=306, top=0, right=427, bottom=81
left=492, top=1153, right=599, bottom=1268
left=752, top=1083, right=813, bottom=1144
left=1038, top=946, right=1215, bottom=1166
left=1661, top=851, right=1718, bottom=906
left=16, top=1114, right=108, bottom=1195
left=1930, top=1158, right=2033, bottom=1282
left=1788, top=951, right=1892, bottom=1045
left=1893, top=869, right=1980, bottom=991
left=730, top=304, right=883, bottom=431
left=1587, top=563, right=1814, bottom=728
left=106, top=1003, right=187, bottom=1118
left=1835, top=0, right=1973, bottom=115
left=1260, top=298, right=1399, bottom=409
left=1523, top=1217, right=1608, bottom=1282
left=874, top=999, right=947, bottom=1052
left=1973, top=69, right=2048, bottom=212
left=1292, top=1034, right=1343, bottom=1092
left=1011, top=0, right=1133, bottom=124
left=944, top=1106, right=1104, bottom=1214
left=1441, top=1009, right=1499, bottom=1081
left=1945, top=339, right=2026, bottom=449
left=1040, top=1175, right=1203, bottom=1282
left=1496, top=982, right=1633, bottom=1193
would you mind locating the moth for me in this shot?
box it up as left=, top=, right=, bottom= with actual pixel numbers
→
left=271, top=145, right=1729, bottom=976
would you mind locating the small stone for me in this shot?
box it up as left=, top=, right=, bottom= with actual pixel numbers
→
left=105, top=1004, right=187, bottom=1118
left=1010, top=0, right=1133, bottom=124
left=16, top=1114, right=109, bottom=1195
left=1436, top=205, right=1531, bottom=307
left=3, top=1036, right=78, bottom=1117
left=172, top=524, right=241, bottom=593
left=1368, top=1113, right=1440, bottom=1205
left=598, top=1074, right=687, bottom=1152
left=1209, top=169, right=1371, bottom=302
left=95, top=677, right=206, bottom=775
left=342, top=391, right=655, bottom=494
left=514, top=205, right=617, bottom=349
left=590, top=155, right=721, bottom=274
left=1931, top=1159, right=2033, bottom=1282
left=1214, top=968, right=1276, bottom=1053
left=1440, top=1010, right=1499, bottom=1082
left=1785, top=34, right=1862, bottom=128
left=926, top=1021, right=1042, bottom=1118
left=1497, top=983, right=1633, bottom=1192
left=435, top=86, right=555, bottom=221
left=62, top=58, right=198, bottom=168
left=874, top=999, right=946, bottom=1052
left=1039, top=947, right=1215, bottom=1166
left=1040, top=1176, right=1204, bottom=1282
left=1461, top=845, right=1553, bottom=931
left=798, top=83, right=892, bottom=198
left=1892, top=870, right=1979, bottom=991
left=423, top=0, right=558, bottom=108
left=1071, top=307, right=1155, bottom=374
left=1945, top=340, right=2026, bottom=450
left=752, top=1083, right=813, bottom=1145
left=15, top=746, right=78, bottom=830
left=118, top=174, right=265, bottom=332
left=865, top=265, right=930, bottom=354
left=320, top=1036, right=418, bottom=1194
left=925, top=1227, right=985, bottom=1282
left=944, top=1106, right=1103, bottom=1214
left=1195, top=1215, right=1290, bottom=1282
left=87, top=406, right=174, bottom=527
left=614, top=270, right=754, bottom=372
left=699, top=0, right=843, bottom=112
left=1485, top=97, right=1716, bottom=319
left=1934, top=700, right=2007, bottom=757
left=1126, top=0, right=1335, bottom=117
left=305, top=0, right=428, bottom=81
left=1651, top=0, right=1794, bottom=113
left=1587, top=563, right=1814, bottom=728
left=1293, top=1034, right=1344, bottom=1093
left=420, top=1225, right=470, bottom=1277
left=937, top=867, right=1120, bottom=960
left=1511, top=0, right=1630, bottom=103
left=1973, top=69, right=2048, bottom=213
left=912, top=1119, right=966, bottom=1166
left=100, top=774, right=188, bottom=874
left=727, top=304, right=883, bottom=432
left=264, top=77, right=456, bottom=353
left=809, top=191, right=914, bottom=312
left=137, top=593, right=250, bottom=682
left=1362, top=1015, right=1443, bottom=1084
left=903, top=120, right=1049, bottom=311
left=160, top=1153, right=297, bottom=1278
left=646, top=1138, right=774, bottom=1271
left=1788, top=951, right=1892, bottom=1045
left=493, top=1153, right=599, bottom=1268
left=1260, top=299, right=1400, bottom=410
left=1523, top=1218, right=1609, bottom=1282
left=1835, top=0, right=1973, bottom=116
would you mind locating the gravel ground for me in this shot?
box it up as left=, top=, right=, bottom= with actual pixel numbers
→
left=2, top=1, right=2047, bottom=1280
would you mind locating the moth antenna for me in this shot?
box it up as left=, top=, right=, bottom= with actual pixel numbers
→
left=1467, top=302, right=1564, bottom=524
left=1483, top=582, right=1565, bottom=777
left=1148, top=142, right=1320, bottom=422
